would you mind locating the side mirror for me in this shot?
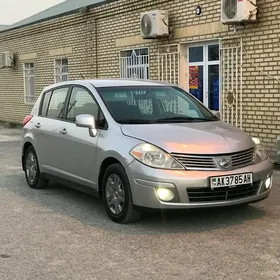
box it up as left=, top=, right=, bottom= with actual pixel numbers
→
left=211, top=110, right=221, bottom=119
left=75, top=114, right=97, bottom=137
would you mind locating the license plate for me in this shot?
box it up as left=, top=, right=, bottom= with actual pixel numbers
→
left=210, top=173, right=253, bottom=189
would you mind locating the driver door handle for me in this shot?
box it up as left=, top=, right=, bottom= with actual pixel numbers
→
left=60, top=128, right=67, bottom=135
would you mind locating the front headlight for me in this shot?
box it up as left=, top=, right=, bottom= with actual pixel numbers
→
left=252, top=137, right=268, bottom=162
left=130, top=143, right=184, bottom=169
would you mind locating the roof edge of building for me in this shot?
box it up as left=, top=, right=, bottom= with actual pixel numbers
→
left=0, top=0, right=114, bottom=34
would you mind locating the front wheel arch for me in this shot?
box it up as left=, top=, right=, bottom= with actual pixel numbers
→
left=101, top=162, right=142, bottom=224
left=98, top=157, right=122, bottom=200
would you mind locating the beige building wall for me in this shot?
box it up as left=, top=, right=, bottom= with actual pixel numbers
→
left=0, top=0, right=279, bottom=156
left=0, top=13, right=93, bottom=124
left=91, top=0, right=280, bottom=156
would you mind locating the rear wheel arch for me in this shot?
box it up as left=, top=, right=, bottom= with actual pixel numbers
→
left=23, top=145, right=48, bottom=189
left=22, top=142, right=34, bottom=170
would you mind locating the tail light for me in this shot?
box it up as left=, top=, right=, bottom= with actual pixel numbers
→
left=23, top=115, right=33, bottom=126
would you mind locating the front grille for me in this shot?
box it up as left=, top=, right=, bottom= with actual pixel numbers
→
left=187, top=182, right=260, bottom=203
left=171, top=154, right=217, bottom=170
left=172, top=147, right=255, bottom=171
left=231, top=147, right=255, bottom=168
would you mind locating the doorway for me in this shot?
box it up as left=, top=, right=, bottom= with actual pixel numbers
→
left=187, top=41, right=220, bottom=111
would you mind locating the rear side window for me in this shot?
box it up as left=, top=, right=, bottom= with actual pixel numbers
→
left=46, top=87, right=68, bottom=119
left=41, top=91, right=52, bottom=116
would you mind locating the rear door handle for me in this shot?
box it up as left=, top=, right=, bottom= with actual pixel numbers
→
left=34, top=123, right=41, bottom=129
left=60, top=128, right=67, bottom=135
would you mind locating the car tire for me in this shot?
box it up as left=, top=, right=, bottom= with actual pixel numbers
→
left=102, top=163, right=142, bottom=224
left=24, top=146, right=49, bottom=189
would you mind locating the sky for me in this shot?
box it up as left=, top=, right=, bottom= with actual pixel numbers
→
left=0, top=0, right=66, bottom=25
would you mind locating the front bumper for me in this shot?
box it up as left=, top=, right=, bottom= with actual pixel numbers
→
left=125, top=158, right=274, bottom=209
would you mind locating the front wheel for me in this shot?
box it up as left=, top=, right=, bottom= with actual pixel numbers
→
left=102, top=163, right=142, bottom=224
left=24, top=146, right=49, bottom=189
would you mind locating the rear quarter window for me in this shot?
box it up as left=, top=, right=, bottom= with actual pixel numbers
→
left=40, top=91, right=52, bottom=116
left=46, top=88, right=68, bottom=119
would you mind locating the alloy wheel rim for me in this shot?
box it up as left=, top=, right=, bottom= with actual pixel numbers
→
left=105, top=174, right=125, bottom=215
left=26, top=152, right=37, bottom=184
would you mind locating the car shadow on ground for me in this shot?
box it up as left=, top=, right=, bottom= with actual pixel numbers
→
left=1, top=172, right=271, bottom=235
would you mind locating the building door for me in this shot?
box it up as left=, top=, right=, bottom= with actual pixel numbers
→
left=187, top=42, right=220, bottom=111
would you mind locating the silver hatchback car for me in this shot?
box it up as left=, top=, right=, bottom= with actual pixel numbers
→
left=21, top=79, right=273, bottom=223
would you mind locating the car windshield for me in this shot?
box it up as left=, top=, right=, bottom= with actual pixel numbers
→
left=96, top=85, right=219, bottom=124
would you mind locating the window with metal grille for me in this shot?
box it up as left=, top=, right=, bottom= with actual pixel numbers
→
left=54, top=58, right=69, bottom=83
left=120, top=48, right=149, bottom=80
left=23, top=62, right=35, bottom=104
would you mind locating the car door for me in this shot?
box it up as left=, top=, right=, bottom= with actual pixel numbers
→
left=32, top=86, right=70, bottom=176
left=56, top=85, right=104, bottom=189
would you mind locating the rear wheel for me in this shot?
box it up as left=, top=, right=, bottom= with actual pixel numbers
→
left=102, top=163, right=142, bottom=224
left=24, top=146, right=48, bottom=189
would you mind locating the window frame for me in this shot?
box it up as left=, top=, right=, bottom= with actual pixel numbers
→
left=54, top=57, right=69, bottom=83
left=23, top=62, right=35, bottom=105
left=64, top=85, right=107, bottom=130
left=38, top=85, right=71, bottom=121
left=39, top=90, right=52, bottom=117
left=38, top=84, right=108, bottom=129
left=119, top=47, right=150, bottom=80
left=95, top=85, right=218, bottom=125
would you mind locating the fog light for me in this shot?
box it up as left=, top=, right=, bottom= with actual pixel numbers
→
left=265, top=177, right=272, bottom=189
left=156, top=188, right=175, bottom=202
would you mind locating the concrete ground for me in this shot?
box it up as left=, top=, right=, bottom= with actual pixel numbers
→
left=0, top=127, right=280, bottom=280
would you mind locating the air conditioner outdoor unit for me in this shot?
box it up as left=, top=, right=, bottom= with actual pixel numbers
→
left=0, top=51, right=14, bottom=68
left=140, top=10, right=169, bottom=39
left=221, top=0, right=257, bottom=24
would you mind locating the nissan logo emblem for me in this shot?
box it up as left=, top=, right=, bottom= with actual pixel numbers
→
left=220, top=159, right=230, bottom=169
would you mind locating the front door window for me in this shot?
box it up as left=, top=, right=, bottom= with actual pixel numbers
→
left=188, top=42, right=220, bottom=111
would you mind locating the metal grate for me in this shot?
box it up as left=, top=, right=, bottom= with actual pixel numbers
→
left=220, top=36, right=243, bottom=129
left=157, top=44, right=180, bottom=85
left=172, top=147, right=255, bottom=171
left=120, top=48, right=149, bottom=80
left=171, top=154, right=217, bottom=170
left=232, top=147, right=255, bottom=168
left=187, top=182, right=261, bottom=203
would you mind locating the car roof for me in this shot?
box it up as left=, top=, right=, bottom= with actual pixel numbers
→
left=42, top=78, right=173, bottom=92
left=90, top=79, right=173, bottom=88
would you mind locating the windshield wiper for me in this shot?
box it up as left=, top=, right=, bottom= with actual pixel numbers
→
left=156, top=116, right=217, bottom=122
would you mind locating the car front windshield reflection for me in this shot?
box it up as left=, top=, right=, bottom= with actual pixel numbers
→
left=96, top=86, right=219, bottom=124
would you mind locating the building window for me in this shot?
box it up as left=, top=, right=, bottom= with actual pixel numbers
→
left=187, top=42, right=220, bottom=111
left=120, top=48, right=149, bottom=79
left=54, top=58, right=69, bottom=83
left=23, top=62, right=35, bottom=104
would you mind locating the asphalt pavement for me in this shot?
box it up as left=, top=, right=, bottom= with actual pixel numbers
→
left=0, top=127, right=280, bottom=280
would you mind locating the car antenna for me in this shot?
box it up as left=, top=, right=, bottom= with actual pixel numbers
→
left=80, top=74, right=85, bottom=79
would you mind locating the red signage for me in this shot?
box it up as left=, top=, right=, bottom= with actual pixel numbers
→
left=189, top=66, right=198, bottom=89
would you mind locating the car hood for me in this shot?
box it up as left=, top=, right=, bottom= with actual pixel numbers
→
left=121, top=121, right=254, bottom=154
